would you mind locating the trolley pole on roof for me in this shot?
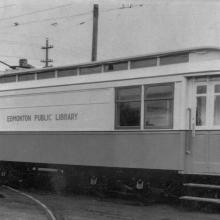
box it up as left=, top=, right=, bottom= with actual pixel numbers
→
left=41, top=38, right=53, bottom=67
left=0, top=60, right=16, bottom=69
left=91, top=4, right=99, bottom=62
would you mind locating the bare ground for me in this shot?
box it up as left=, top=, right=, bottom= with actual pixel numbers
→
left=28, top=192, right=220, bottom=220
left=0, top=187, right=47, bottom=220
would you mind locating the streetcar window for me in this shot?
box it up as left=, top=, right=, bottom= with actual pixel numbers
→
left=115, top=86, right=141, bottom=128
left=144, top=84, right=173, bottom=128
left=160, top=53, right=189, bottom=65
left=18, top=73, right=35, bottom=81
left=58, top=68, right=77, bottom=77
left=37, top=71, right=55, bottom=80
left=196, top=85, right=207, bottom=126
left=0, top=75, right=16, bottom=83
left=130, top=58, right=157, bottom=69
left=104, top=62, right=128, bottom=72
left=214, top=95, right=220, bottom=125
left=197, top=85, right=207, bottom=94
left=215, top=85, right=220, bottom=93
left=79, top=65, right=102, bottom=75
left=214, top=85, right=220, bottom=125
left=196, top=96, right=206, bottom=126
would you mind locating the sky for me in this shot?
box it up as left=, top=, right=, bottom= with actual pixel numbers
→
left=0, top=0, right=220, bottom=70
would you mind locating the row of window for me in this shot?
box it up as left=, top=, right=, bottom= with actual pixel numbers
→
left=0, top=53, right=189, bottom=84
left=115, top=83, right=174, bottom=129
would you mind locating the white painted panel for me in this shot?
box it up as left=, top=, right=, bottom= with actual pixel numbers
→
left=0, top=88, right=111, bottom=108
left=0, top=88, right=114, bottom=131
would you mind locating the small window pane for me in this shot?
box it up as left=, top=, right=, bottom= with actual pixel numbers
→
left=116, top=102, right=140, bottom=127
left=196, top=96, right=206, bottom=126
left=104, top=62, right=128, bottom=72
left=117, top=87, right=141, bottom=101
left=37, top=71, right=55, bottom=80
left=160, top=53, right=189, bottom=65
left=215, top=85, right=220, bottom=93
left=197, top=85, right=207, bottom=94
left=145, top=85, right=173, bottom=99
left=214, top=95, right=220, bottom=125
left=145, top=100, right=173, bottom=128
left=58, top=69, right=77, bottom=77
left=130, top=58, right=157, bottom=69
left=0, top=75, right=16, bottom=83
left=18, top=73, right=35, bottom=81
left=79, top=65, right=101, bottom=75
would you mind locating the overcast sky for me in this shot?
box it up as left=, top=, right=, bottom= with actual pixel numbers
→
left=0, top=0, right=220, bottom=70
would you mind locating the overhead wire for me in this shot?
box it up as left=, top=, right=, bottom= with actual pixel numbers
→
left=0, top=3, right=145, bottom=30
left=0, top=10, right=92, bottom=30
left=0, top=17, right=91, bottom=45
left=0, top=54, right=40, bottom=61
left=0, top=3, right=76, bottom=22
left=0, top=39, right=42, bottom=47
left=100, top=3, right=144, bottom=13
left=0, top=4, right=16, bottom=9
left=0, top=18, right=91, bottom=39
left=0, top=3, right=144, bottom=30
left=0, top=3, right=146, bottom=68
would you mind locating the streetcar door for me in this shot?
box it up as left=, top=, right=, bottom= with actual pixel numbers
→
left=207, top=80, right=220, bottom=173
left=187, top=78, right=220, bottom=175
left=186, top=80, right=209, bottom=174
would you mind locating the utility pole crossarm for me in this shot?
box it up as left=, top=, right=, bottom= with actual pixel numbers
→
left=41, top=38, right=54, bottom=68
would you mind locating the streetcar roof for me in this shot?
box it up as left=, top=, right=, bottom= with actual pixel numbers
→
left=2, top=46, right=220, bottom=76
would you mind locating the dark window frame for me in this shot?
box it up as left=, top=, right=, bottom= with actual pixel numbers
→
left=115, top=86, right=141, bottom=129
left=79, top=65, right=102, bottom=75
left=160, top=53, right=189, bottom=65
left=0, top=75, right=16, bottom=83
left=144, top=83, right=174, bottom=129
left=130, top=57, right=157, bottom=69
left=57, top=68, right=77, bottom=77
left=37, top=71, right=55, bottom=80
left=18, top=72, right=35, bottom=81
left=104, top=61, right=128, bottom=72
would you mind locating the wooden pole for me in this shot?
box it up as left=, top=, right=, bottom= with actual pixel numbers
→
left=91, top=4, right=99, bottom=62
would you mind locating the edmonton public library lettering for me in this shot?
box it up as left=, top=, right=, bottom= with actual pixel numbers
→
left=7, top=113, right=78, bottom=122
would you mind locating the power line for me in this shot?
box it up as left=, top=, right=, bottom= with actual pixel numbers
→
left=0, top=39, right=42, bottom=47
left=0, top=4, right=16, bottom=9
left=0, top=39, right=89, bottom=56
left=0, top=3, right=76, bottom=22
left=0, top=54, right=40, bottom=61
left=0, top=3, right=144, bottom=30
left=0, top=11, right=92, bottom=30
left=100, top=4, right=144, bottom=13
left=0, top=19, right=91, bottom=42
left=0, top=18, right=90, bottom=38
left=0, top=32, right=48, bottom=39
left=0, top=4, right=143, bottom=30
left=18, top=11, right=92, bottom=26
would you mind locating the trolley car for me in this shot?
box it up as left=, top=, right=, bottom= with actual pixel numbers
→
left=0, top=47, right=220, bottom=202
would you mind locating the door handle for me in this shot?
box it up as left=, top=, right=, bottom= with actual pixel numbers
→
left=185, top=108, right=193, bottom=154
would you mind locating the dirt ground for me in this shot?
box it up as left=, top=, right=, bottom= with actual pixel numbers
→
left=0, top=187, right=47, bottom=220
left=30, top=192, right=220, bottom=220
left=0, top=186, right=220, bottom=220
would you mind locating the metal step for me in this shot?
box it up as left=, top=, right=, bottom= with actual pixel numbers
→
left=183, top=183, right=220, bottom=189
left=180, top=196, right=220, bottom=204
